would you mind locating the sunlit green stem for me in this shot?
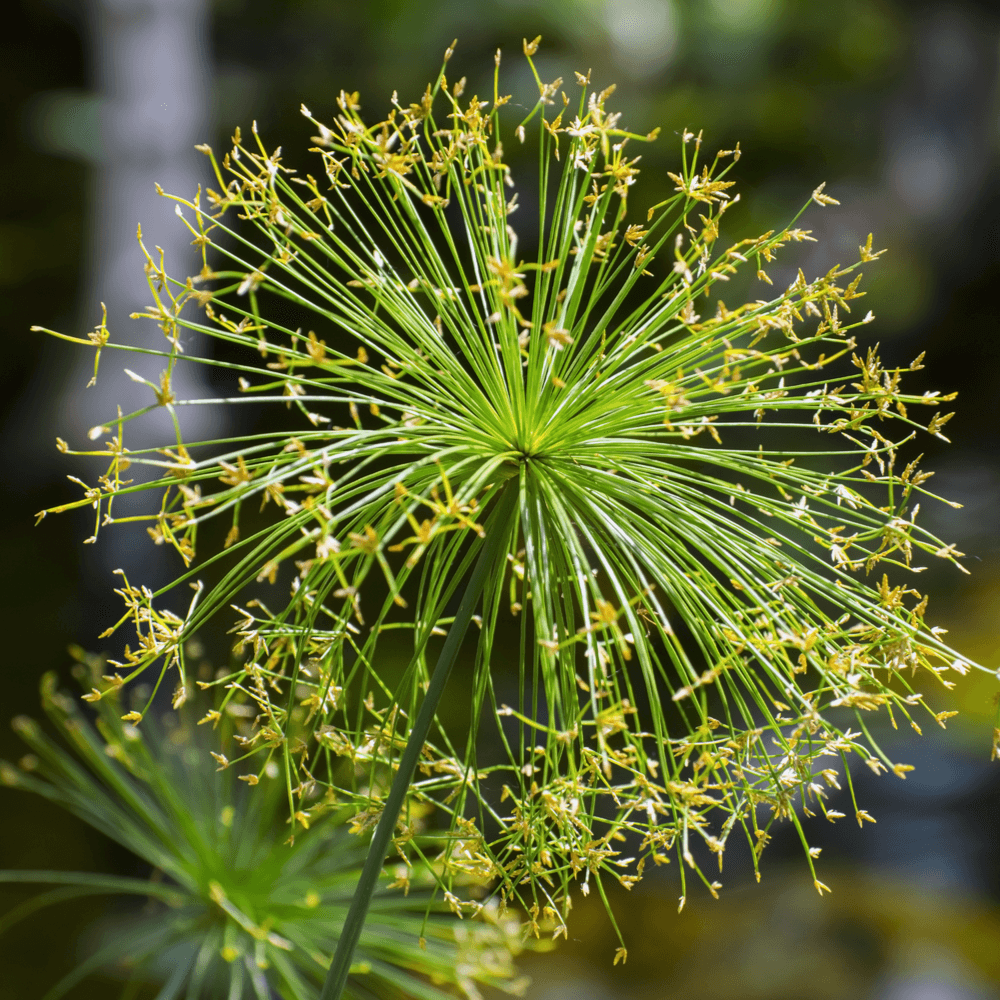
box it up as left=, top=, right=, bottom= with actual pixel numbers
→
left=320, top=484, right=518, bottom=1000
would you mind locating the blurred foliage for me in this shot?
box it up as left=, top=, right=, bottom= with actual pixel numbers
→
left=1, top=653, right=528, bottom=999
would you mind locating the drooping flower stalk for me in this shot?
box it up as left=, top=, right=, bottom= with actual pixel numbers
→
left=33, top=36, right=988, bottom=970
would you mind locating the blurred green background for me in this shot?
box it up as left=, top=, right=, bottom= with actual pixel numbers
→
left=2, top=0, right=1000, bottom=996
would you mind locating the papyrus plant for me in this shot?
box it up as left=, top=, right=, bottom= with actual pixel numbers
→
left=0, top=650, right=526, bottom=999
left=32, top=36, right=987, bottom=994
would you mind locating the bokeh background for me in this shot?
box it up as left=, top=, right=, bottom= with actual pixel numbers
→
left=2, top=0, right=1000, bottom=997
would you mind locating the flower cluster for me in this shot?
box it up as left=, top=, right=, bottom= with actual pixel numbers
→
left=35, top=38, right=983, bottom=952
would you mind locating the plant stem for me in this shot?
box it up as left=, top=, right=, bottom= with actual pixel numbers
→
left=319, top=484, right=518, bottom=1000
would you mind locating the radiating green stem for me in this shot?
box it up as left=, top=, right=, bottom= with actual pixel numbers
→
left=320, top=484, right=518, bottom=1000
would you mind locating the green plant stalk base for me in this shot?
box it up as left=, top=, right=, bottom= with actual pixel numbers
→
left=319, top=484, right=518, bottom=1000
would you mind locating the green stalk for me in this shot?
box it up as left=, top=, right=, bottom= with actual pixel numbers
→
left=320, top=484, right=518, bottom=1000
